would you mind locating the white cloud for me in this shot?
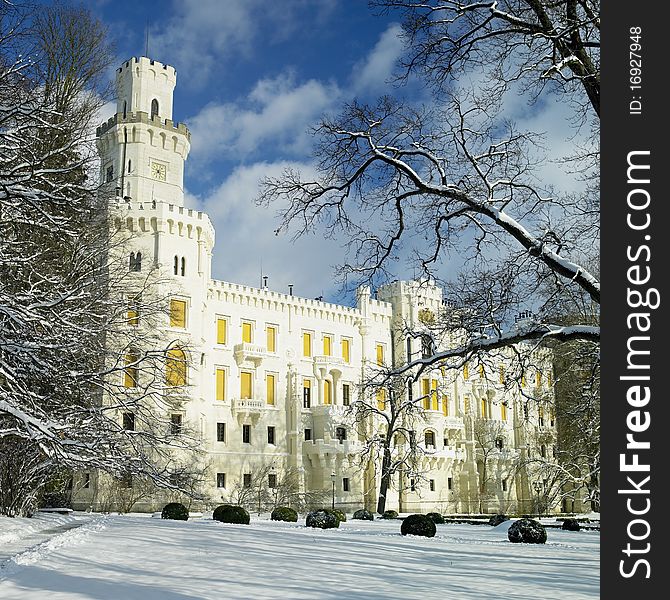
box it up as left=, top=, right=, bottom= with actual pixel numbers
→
left=196, top=161, right=348, bottom=301
left=187, top=72, right=340, bottom=162
left=350, top=23, right=404, bottom=95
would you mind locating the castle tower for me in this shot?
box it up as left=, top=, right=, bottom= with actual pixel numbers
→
left=96, top=56, right=190, bottom=206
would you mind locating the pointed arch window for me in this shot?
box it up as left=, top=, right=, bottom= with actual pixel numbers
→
left=129, top=252, right=142, bottom=272
left=151, top=98, right=159, bottom=119
left=166, top=347, right=187, bottom=386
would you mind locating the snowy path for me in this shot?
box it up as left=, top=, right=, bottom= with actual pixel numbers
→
left=0, top=514, right=599, bottom=599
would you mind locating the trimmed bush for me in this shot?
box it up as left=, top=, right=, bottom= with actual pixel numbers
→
left=562, top=518, right=581, bottom=532
left=326, top=508, right=347, bottom=523
left=306, top=509, right=340, bottom=529
left=271, top=506, right=298, bottom=522
left=401, top=514, right=437, bottom=538
left=161, top=502, right=189, bottom=521
left=426, top=512, right=445, bottom=525
left=508, top=518, right=547, bottom=544
left=213, top=504, right=250, bottom=525
left=352, top=509, right=374, bottom=521
left=489, top=514, right=508, bottom=527
left=382, top=509, right=399, bottom=519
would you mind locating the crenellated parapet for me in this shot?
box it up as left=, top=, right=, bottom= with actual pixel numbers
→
left=96, top=111, right=190, bottom=141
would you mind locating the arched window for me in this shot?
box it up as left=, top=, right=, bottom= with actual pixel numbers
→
left=151, top=99, right=159, bottom=118
left=180, top=256, right=186, bottom=276
left=173, top=255, right=179, bottom=275
left=166, top=347, right=187, bottom=386
left=424, top=430, right=435, bottom=448
left=130, top=252, right=141, bottom=272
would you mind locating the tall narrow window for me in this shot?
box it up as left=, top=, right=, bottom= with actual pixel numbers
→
left=127, top=295, right=140, bottom=326
left=421, top=379, right=430, bottom=410
left=448, top=477, right=453, bottom=490
left=122, top=412, right=135, bottom=431
left=151, top=98, right=159, bottom=118
left=216, top=368, right=226, bottom=401
left=83, top=473, right=91, bottom=489
left=464, top=394, right=471, bottom=415
left=124, top=352, right=139, bottom=388
left=341, top=338, right=350, bottom=363
left=376, top=344, right=384, bottom=366
left=240, top=372, right=252, bottom=399
left=502, top=478, right=508, bottom=492
left=499, top=365, right=505, bottom=384
left=303, top=379, right=311, bottom=408
left=410, top=478, right=416, bottom=492
left=442, top=395, right=449, bottom=416
left=536, top=370, right=542, bottom=388
left=267, top=426, right=275, bottom=445
left=501, top=403, right=508, bottom=421
left=323, top=379, right=332, bottom=405
left=217, top=318, right=227, bottom=345
left=336, top=427, right=347, bottom=442
left=429, top=479, right=435, bottom=491
left=173, top=255, right=179, bottom=275
left=266, top=374, right=275, bottom=406
left=242, top=424, right=251, bottom=444
left=216, top=473, right=226, bottom=488
left=376, top=388, right=386, bottom=410
left=406, top=337, right=412, bottom=363
left=216, top=422, right=226, bottom=442
left=342, top=384, right=350, bottom=406
left=129, top=252, right=142, bottom=272
left=123, top=100, right=127, bottom=118
left=180, top=257, right=186, bottom=277
left=268, top=473, right=277, bottom=489
left=431, top=379, right=439, bottom=411
left=539, top=407, right=545, bottom=427
left=169, top=299, right=187, bottom=328
left=304, top=428, right=312, bottom=441
left=106, top=164, right=114, bottom=182
left=170, top=414, right=182, bottom=435
left=242, top=322, right=252, bottom=343
left=303, top=332, right=312, bottom=357
left=463, top=363, right=469, bottom=380
left=243, top=473, right=252, bottom=488
left=343, top=477, right=350, bottom=492
left=481, top=398, right=488, bottom=419
left=166, top=347, right=187, bottom=386
left=425, top=431, right=435, bottom=447
left=266, top=326, right=276, bottom=353
left=323, top=335, right=332, bottom=356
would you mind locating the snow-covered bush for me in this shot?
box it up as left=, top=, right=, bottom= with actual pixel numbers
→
left=161, top=502, right=189, bottom=521
left=352, top=509, right=374, bottom=521
left=271, top=506, right=298, bottom=522
left=561, top=518, right=581, bottom=531
left=213, top=504, right=249, bottom=524
left=306, top=509, right=339, bottom=529
left=326, top=508, right=346, bottom=523
left=426, top=512, right=445, bottom=524
left=401, top=514, right=437, bottom=538
left=382, top=510, right=399, bottom=519
left=40, top=492, right=72, bottom=509
left=508, top=519, right=547, bottom=544
left=489, top=514, right=508, bottom=527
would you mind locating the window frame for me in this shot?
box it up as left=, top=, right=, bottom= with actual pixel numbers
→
left=242, top=424, right=251, bottom=444
left=216, top=422, right=226, bottom=443
left=169, top=298, right=188, bottom=329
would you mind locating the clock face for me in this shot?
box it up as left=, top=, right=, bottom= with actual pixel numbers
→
left=151, top=161, right=166, bottom=181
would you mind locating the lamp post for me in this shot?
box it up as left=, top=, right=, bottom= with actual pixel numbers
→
left=534, top=481, right=542, bottom=520
left=330, top=471, right=336, bottom=509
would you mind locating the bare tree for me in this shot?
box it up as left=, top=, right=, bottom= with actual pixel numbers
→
left=472, top=417, right=509, bottom=512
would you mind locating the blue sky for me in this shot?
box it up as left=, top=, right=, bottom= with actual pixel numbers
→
left=75, top=0, right=580, bottom=305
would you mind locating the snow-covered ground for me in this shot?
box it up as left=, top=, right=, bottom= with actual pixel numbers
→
left=1, top=513, right=599, bottom=599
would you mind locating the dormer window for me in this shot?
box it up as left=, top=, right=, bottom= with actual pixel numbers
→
left=151, top=99, right=159, bottom=119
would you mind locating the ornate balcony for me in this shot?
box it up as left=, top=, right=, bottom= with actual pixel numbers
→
left=233, top=343, right=268, bottom=366
left=231, top=397, right=269, bottom=424
left=313, top=355, right=345, bottom=377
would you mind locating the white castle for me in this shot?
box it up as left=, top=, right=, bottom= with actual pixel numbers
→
left=77, top=57, right=557, bottom=515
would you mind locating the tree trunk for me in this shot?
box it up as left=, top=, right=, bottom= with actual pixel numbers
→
left=376, top=445, right=392, bottom=514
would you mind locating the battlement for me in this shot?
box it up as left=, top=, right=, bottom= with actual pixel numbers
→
left=117, top=56, right=176, bottom=80
left=96, top=111, right=190, bottom=139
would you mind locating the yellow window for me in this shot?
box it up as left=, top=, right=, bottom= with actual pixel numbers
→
left=341, top=339, right=350, bottom=363
left=324, top=380, right=332, bottom=405
left=376, top=388, right=386, bottom=410
left=240, top=371, right=252, bottom=399
left=463, top=363, right=469, bottom=380
left=536, top=370, right=542, bottom=387
left=266, top=326, right=276, bottom=353
left=303, top=332, right=312, bottom=357
left=124, top=352, right=138, bottom=388
left=217, top=318, right=227, bottom=345
left=499, top=365, right=505, bottom=384
left=421, top=379, right=430, bottom=410
left=431, top=379, right=439, bottom=411
left=242, top=322, right=252, bottom=343
left=442, top=395, right=449, bottom=416
left=128, top=307, right=139, bottom=327
left=376, top=344, right=384, bottom=366
left=169, top=299, right=186, bottom=328
left=266, top=374, right=275, bottom=405
left=216, top=368, right=226, bottom=401
left=166, top=347, right=187, bottom=386
left=479, top=364, right=485, bottom=379
left=323, top=336, right=332, bottom=356
left=481, top=398, right=487, bottom=418
left=464, top=394, right=471, bottom=414
left=521, top=371, right=527, bottom=387
left=501, top=403, right=508, bottom=421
